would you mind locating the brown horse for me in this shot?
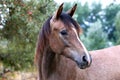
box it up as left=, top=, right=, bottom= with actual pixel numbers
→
left=35, top=3, right=92, bottom=80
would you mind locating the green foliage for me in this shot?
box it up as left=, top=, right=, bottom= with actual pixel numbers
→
left=101, top=3, right=120, bottom=41
left=81, top=20, right=109, bottom=50
left=63, top=2, right=73, bottom=11
left=105, top=3, right=120, bottom=25
left=91, top=3, right=102, bottom=14
left=76, top=3, right=90, bottom=24
left=0, top=0, right=55, bottom=70
left=115, top=11, right=120, bottom=44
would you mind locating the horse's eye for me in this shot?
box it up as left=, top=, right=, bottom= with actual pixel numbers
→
left=60, top=30, right=68, bottom=35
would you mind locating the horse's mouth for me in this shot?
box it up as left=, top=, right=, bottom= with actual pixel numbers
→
left=79, top=65, right=90, bottom=69
left=76, top=60, right=91, bottom=69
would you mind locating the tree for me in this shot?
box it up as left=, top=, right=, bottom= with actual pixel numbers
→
left=114, top=11, right=120, bottom=44
left=81, top=20, right=109, bottom=50
left=0, top=0, right=55, bottom=70
left=104, top=3, right=120, bottom=40
left=63, top=2, right=73, bottom=12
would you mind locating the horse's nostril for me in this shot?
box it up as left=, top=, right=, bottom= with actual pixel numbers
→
left=82, top=56, right=88, bottom=64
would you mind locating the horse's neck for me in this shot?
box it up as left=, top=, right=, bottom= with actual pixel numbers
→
left=41, top=47, right=77, bottom=80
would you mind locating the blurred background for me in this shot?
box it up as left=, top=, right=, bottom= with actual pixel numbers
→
left=0, top=0, right=120, bottom=79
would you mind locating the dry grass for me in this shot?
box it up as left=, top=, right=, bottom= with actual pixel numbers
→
left=0, top=62, right=38, bottom=80
left=0, top=71, right=37, bottom=80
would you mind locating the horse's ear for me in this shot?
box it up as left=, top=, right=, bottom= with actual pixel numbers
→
left=51, top=3, right=63, bottom=21
left=67, top=4, right=77, bottom=17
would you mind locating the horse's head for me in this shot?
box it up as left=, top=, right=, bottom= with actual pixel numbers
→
left=48, top=3, right=92, bottom=69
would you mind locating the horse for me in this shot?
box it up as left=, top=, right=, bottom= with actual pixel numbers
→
left=34, top=3, right=92, bottom=80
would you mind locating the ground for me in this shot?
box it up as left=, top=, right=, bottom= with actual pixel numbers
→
left=0, top=63, right=37, bottom=80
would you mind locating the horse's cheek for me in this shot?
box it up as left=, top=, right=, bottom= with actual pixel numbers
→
left=49, top=36, right=64, bottom=53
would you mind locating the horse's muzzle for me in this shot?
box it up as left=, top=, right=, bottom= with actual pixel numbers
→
left=76, top=54, right=92, bottom=69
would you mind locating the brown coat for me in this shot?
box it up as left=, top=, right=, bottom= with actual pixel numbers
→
left=76, top=45, right=120, bottom=80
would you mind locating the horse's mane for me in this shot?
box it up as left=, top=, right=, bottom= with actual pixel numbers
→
left=34, top=12, right=81, bottom=79
left=35, top=16, right=51, bottom=64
